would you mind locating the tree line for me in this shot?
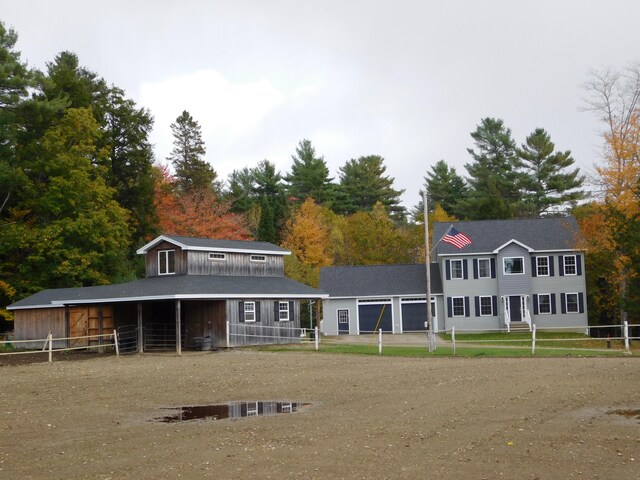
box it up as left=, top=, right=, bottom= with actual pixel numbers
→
left=0, top=20, right=636, bottom=328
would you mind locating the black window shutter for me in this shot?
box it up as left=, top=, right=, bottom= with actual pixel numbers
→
left=289, top=301, right=295, bottom=321
left=474, top=296, right=480, bottom=317
left=447, top=297, right=452, bottom=318
left=578, top=293, right=584, bottom=313
left=255, top=302, right=261, bottom=322
left=464, top=297, right=470, bottom=317
left=473, top=259, right=478, bottom=279
left=239, top=301, right=245, bottom=322
left=551, top=294, right=557, bottom=314
left=533, top=294, right=539, bottom=315
left=549, top=256, right=555, bottom=276
left=463, top=259, right=469, bottom=279
left=446, top=260, right=451, bottom=280
left=559, top=256, right=564, bottom=276
left=490, top=258, right=496, bottom=278
left=560, top=293, right=566, bottom=314
left=531, top=257, right=537, bottom=277
left=274, top=301, right=279, bottom=322
left=492, top=296, right=497, bottom=316
left=576, top=254, right=582, bottom=276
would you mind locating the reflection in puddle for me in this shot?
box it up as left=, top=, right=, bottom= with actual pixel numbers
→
left=607, top=409, right=640, bottom=423
left=155, top=401, right=312, bottom=423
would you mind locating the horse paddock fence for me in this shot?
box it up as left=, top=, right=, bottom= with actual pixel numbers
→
left=0, top=331, right=120, bottom=362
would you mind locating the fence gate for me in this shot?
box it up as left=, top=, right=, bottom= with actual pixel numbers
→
left=116, top=325, right=138, bottom=354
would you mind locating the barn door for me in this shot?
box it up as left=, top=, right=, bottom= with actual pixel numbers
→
left=69, top=307, right=88, bottom=347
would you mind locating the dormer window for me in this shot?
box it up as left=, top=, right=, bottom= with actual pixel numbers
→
left=250, top=255, right=267, bottom=262
left=158, top=249, right=175, bottom=275
left=209, top=252, right=226, bottom=261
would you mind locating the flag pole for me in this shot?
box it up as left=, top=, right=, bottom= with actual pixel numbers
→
left=423, top=191, right=435, bottom=352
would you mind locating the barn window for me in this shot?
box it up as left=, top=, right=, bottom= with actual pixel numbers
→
left=278, top=302, right=290, bottom=321
left=209, top=252, right=226, bottom=261
left=244, top=302, right=256, bottom=322
left=158, top=250, right=175, bottom=275
left=251, top=255, right=267, bottom=262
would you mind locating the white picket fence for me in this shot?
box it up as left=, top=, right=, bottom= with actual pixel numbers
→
left=0, top=331, right=120, bottom=362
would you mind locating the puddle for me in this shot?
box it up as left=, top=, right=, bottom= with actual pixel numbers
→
left=607, top=409, right=640, bottom=423
left=155, top=401, right=312, bottom=423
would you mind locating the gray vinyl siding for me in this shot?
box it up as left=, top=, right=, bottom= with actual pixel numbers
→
left=496, top=244, right=532, bottom=296
left=321, top=298, right=357, bottom=335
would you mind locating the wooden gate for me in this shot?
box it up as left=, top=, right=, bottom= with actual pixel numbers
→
left=69, top=306, right=114, bottom=348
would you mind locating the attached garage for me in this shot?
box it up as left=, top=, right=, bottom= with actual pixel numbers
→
left=400, top=300, right=427, bottom=332
left=358, top=300, right=393, bottom=333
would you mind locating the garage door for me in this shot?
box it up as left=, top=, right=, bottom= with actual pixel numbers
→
left=401, top=302, right=428, bottom=332
left=358, top=303, right=392, bottom=333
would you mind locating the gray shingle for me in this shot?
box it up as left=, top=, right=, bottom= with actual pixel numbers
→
left=433, top=217, right=583, bottom=255
left=150, top=236, right=289, bottom=254
left=320, top=264, right=442, bottom=297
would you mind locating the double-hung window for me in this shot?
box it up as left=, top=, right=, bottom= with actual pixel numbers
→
left=536, top=257, right=549, bottom=276
left=479, top=296, right=493, bottom=316
left=538, top=294, right=552, bottom=314
left=158, top=250, right=175, bottom=275
left=452, top=297, right=465, bottom=317
left=565, top=293, right=579, bottom=313
left=451, top=259, right=464, bottom=279
left=244, top=302, right=256, bottom=322
left=278, top=302, right=290, bottom=321
left=563, top=255, right=577, bottom=275
left=478, top=258, right=491, bottom=278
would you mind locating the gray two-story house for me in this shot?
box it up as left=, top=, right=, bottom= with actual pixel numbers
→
left=8, top=235, right=326, bottom=351
left=320, top=217, right=587, bottom=334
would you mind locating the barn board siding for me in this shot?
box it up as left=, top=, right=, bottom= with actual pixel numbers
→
left=226, top=299, right=301, bottom=346
left=14, top=308, right=66, bottom=349
left=145, top=241, right=188, bottom=276
left=187, top=251, right=284, bottom=277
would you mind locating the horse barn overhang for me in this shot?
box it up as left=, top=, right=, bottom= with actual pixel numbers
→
left=7, top=275, right=327, bottom=311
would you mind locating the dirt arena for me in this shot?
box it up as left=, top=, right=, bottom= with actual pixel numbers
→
left=1, top=351, right=639, bottom=479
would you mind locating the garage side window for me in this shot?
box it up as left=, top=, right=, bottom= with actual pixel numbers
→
left=337, top=309, right=349, bottom=325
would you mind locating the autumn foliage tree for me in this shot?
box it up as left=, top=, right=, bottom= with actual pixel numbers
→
left=153, top=165, right=251, bottom=239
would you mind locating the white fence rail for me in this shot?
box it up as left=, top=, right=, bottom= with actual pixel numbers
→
left=226, top=321, right=320, bottom=350
left=0, top=331, right=120, bottom=362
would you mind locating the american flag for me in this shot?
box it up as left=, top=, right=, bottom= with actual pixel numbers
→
left=442, top=227, right=472, bottom=249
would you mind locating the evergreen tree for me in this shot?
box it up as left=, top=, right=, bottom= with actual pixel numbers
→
left=226, top=167, right=255, bottom=214
left=517, top=128, right=586, bottom=216
left=335, top=155, right=405, bottom=219
left=413, top=160, right=467, bottom=219
left=463, top=118, right=521, bottom=219
left=257, top=195, right=277, bottom=243
left=167, top=110, right=217, bottom=193
left=285, top=139, right=334, bottom=206
left=253, top=160, right=287, bottom=241
left=104, top=87, right=159, bottom=246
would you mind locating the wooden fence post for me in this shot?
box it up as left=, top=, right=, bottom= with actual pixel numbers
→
left=48, top=332, right=53, bottom=363
left=113, top=330, right=120, bottom=356
left=226, top=321, right=230, bottom=348
left=532, top=324, right=537, bottom=355
left=314, top=327, right=319, bottom=351
left=452, top=327, right=456, bottom=356
left=623, top=321, right=630, bottom=353
left=378, top=328, right=382, bottom=355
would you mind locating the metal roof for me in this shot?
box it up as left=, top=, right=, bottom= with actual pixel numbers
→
left=319, top=264, right=442, bottom=298
left=433, top=217, right=583, bottom=256
left=136, top=235, right=290, bottom=255
left=8, top=275, right=326, bottom=310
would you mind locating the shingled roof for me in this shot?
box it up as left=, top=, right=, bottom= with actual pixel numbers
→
left=319, top=264, right=442, bottom=298
left=433, top=217, right=583, bottom=255
left=8, top=275, right=325, bottom=310
left=136, top=235, right=290, bottom=255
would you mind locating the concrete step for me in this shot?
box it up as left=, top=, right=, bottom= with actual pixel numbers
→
left=508, top=322, right=531, bottom=332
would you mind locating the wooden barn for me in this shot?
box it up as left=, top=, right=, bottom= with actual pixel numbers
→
left=7, top=236, right=327, bottom=352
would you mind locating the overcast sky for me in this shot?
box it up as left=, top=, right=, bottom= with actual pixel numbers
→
left=4, top=1, right=640, bottom=208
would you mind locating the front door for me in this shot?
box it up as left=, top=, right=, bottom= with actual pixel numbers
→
left=508, top=296, right=522, bottom=322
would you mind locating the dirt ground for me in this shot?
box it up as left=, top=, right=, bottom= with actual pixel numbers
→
left=1, top=350, right=639, bottom=479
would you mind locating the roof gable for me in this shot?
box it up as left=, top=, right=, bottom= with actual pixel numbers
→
left=136, top=235, right=290, bottom=256
left=433, top=217, right=583, bottom=256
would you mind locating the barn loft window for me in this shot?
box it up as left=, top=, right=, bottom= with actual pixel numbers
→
left=278, top=302, right=290, bottom=321
left=158, top=250, right=175, bottom=275
left=209, top=252, right=226, bottom=261
left=250, top=255, right=267, bottom=262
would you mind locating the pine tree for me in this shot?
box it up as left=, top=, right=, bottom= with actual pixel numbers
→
left=335, top=155, right=405, bottom=220
left=414, top=160, right=467, bottom=219
left=285, top=139, right=334, bottom=206
left=167, top=110, right=217, bottom=193
left=257, top=195, right=277, bottom=243
left=463, top=118, right=521, bottom=219
left=518, top=128, right=585, bottom=216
